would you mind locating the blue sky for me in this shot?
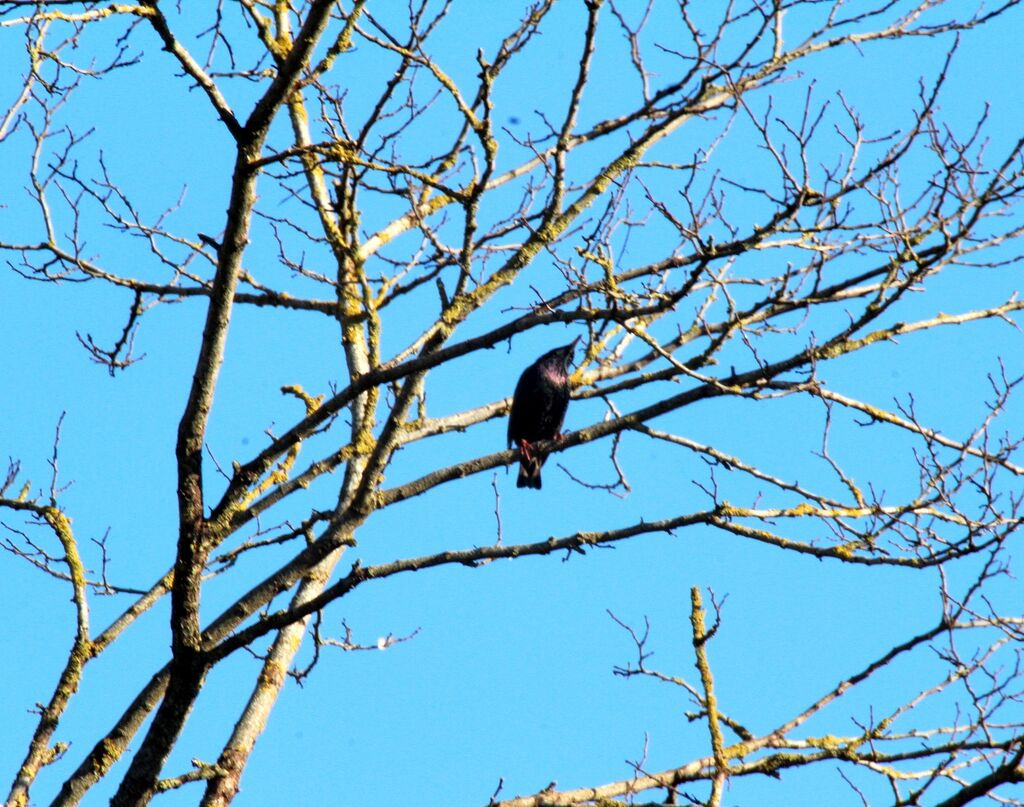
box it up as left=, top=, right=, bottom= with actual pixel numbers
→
left=3, top=2, right=1024, bottom=805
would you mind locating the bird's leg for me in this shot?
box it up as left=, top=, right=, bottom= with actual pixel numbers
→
left=518, top=438, right=534, bottom=462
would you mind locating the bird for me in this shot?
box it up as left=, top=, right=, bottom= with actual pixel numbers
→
left=507, top=337, right=578, bottom=489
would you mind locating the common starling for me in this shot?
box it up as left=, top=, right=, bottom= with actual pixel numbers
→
left=507, top=338, right=578, bottom=489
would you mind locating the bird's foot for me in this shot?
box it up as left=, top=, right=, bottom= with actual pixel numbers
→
left=519, top=438, right=534, bottom=462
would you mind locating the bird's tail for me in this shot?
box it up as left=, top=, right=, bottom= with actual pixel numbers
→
left=517, top=455, right=543, bottom=489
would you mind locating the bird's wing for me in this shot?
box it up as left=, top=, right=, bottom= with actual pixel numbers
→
left=507, top=367, right=533, bottom=446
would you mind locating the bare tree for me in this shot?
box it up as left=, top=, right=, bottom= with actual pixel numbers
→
left=2, top=1, right=1023, bottom=805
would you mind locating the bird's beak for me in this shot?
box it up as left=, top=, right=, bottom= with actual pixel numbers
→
left=564, top=336, right=580, bottom=365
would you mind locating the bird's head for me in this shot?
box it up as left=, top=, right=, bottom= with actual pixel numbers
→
left=539, top=336, right=579, bottom=371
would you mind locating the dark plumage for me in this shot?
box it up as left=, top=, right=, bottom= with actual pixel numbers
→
left=507, top=338, right=578, bottom=489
